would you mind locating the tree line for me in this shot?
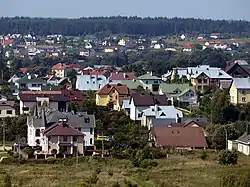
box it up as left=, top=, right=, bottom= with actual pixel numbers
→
left=0, top=17, right=250, bottom=36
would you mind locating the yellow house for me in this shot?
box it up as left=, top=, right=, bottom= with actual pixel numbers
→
left=52, top=63, right=72, bottom=78
left=230, top=78, right=250, bottom=105
left=96, top=84, right=131, bottom=107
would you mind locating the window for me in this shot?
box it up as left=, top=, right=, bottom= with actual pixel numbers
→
left=87, top=81, right=89, bottom=84
left=197, top=86, right=202, bottom=90
left=0, top=110, right=1, bottom=114
left=242, top=97, right=246, bottom=102
left=138, top=113, right=143, bottom=118
left=78, top=128, right=81, bottom=132
left=63, top=136, right=68, bottom=142
left=190, top=92, right=194, bottom=97
left=35, top=129, right=40, bottom=137
left=90, top=138, right=93, bottom=145
left=113, top=90, right=115, bottom=93
left=145, top=81, right=148, bottom=84
left=198, top=79, right=202, bottom=84
left=154, top=81, right=158, bottom=84
left=242, top=90, right=246, bottom=95
left=37, top=101, right=42, bottom=107
left=115, top=96, right=118, bottom=99
left=23, top=107, right=29, bottom=111
left=73, top=136, right=77, bottom=142
left=90, top=128, right=93, bottom=135
left=6, top=110, right=12, bottom=114
left=85, top=118, right=90, bottom=123
left=203, top=79, right=208, bottom=84
left=32, top=84, right=36, bottom=87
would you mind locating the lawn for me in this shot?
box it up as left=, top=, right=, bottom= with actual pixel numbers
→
left=0, top=152, right=249, bottom=187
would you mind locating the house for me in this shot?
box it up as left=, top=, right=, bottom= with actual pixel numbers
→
left=232, top=126, right=250, bottom=155
left=96, top=83, right=131, bottom=108
left=166, top=65, right=232, bottom=92
left=52, top=63, right=72, bottom=78
left=120, top=80, right=143, bottom=90
left=0, top=101, right=16, bottom=118
left=27, top=109, right=95, bottom=153
left=118, top=39, right=126, bottom=46
left=76, top=75, right=120, bottom=91
left=210, top=33, right=220, bottom=39
left=229, top=78, right=250, bottom=105
left=224, top=61, right=250, bottom=78
left=183, top=44, right=193, bottom=52
left=109, top=72, right=136, bottom=81
left=159, top=84, right=197, bottom=105
left=128, top=93, right=169, bottom=121
left=18, top=91, right=69, bottom=114
left=137, top=72, right=163, bottom=92
left=141, top=105, right=183, bottom=129
left=15, top=74, right=47, bottom=92
left=150, top=126, right=208, bottom=149
left=0, top=94, right=7, bottom=101
left=81, top=69, right=110, bottom=78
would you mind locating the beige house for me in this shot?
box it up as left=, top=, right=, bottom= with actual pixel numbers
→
left=0, top=101, right=16, bottom=118
left=52, top=63, right=72, bottom=78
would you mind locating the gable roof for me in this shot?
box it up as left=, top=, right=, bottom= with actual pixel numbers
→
left=120, top=80, right=142, bottom=90
left=44, top=123, right=84, bottom=136
left=232, top=78, right=250, bottom=89
left=131, top=93, right=168, bottom=106
left=151, top=126, right=208, bottom=148
left=138, top=72, right=162, bottom=80
left=237, top=133, right=250, bottom=144
left=19, top=91, right=69, bottom=102
left=159, top=84, right=193, bottom=95
left=52, top=63, right=70, bottom=70
left=142, top=106, right=183, bottom=119
left=16, top=74, right=46, bottom=84
left=97, top=84, right=130, bottom=95
left=109, top=72, right=136, bottom=80
left=224, top=62, right=250, bottom=76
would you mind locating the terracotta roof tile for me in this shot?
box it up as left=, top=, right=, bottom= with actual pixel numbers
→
left=97, top=84, right=130, bottom=95
left=109, top=72, right=136, bottom=80
left=52, top=63, right=70, bottom=70
left=44, top=123, right=85, bottom=136
left=131, top=93, right=168, bottom=106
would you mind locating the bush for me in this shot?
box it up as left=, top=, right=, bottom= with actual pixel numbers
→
left=23, top=147, right=35, bottom=158
left=111, top=182, right=120, bottom=187
left=108, top=170, right=113, bottom=176
left=218, top=150, right=238, bottom=165
left=139, top=159, right=158, bottom=169
left=51, top=149, right=57, bottom=154
left=200, top=151, right=208, bottom=160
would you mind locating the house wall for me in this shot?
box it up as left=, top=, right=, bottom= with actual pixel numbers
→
left=227, top=140, right=238, bottom=151
left=236, top=89, right=250, bottom=105
left=229, top=84, right=238, bottom=104
left=81, top=127, right=94, bottom=147
left=0, top=108, right=16, bottom=118
left=96, top=94, right=109, bottom=106
left=191, top=74, right=210, bottom=92
left=130, top=99, right=148, bottom=121
left=28, top=126, right=45, bottom=147
left=238, top=143, right=250, bottom=155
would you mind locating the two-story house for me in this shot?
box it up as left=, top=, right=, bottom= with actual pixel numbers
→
left=224, top=61, right=250, bottom=78
left=137, top=72, right=163, bottom=92
left=96, top=84, right=132, bottom=110
left=159, top=84, right=197, bottom=105
left=76, top=75, right=120, bottom=91
left=52, top=63, right=72, bottom=78
left=15, top=74, right=47, bottom=92
left=18, top=91, right=69, bottom=114
left=128, top=93, right=169, bottom=121
left=230, top=78, right=250, bottom=105
left=27, top=109, right=95, bottom=153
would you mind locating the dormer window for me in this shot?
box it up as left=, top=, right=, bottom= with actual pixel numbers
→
left=85, top=118, right=90, bottom=123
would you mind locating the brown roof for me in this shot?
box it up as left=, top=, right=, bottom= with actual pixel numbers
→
left=19, top=92, right=69, bottom=102
left=52, top=63, right=70, bottom=70
left=224, top=62, right=250, bottom=76
left=97, top=84, right=130, bottom=95
left=109, top=72, right=136, bottom=80
left=151, top=126, right=208, bottom=148
left=0, top=101, right=15, bottom=107
left=44, top=123, right=85, bottom=136
left=130, top=93, right=168, bottom=106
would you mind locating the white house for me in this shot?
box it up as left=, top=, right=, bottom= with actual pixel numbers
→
left=127, top=93, right=169, bottom=121
left=27, top=109, right=95, bottom=152
left=15, top=74, right=47, bottom=91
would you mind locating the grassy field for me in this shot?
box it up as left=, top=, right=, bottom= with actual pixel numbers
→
left=0, top=151, right=249, bottom=187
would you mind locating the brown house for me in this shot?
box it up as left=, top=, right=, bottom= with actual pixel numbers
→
left=224, top=62, right=250, bottom=78
left=150, top=126, right=208, bottom=149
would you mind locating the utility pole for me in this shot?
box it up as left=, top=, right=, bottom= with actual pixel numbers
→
left=2, top=120, right=5, bottom=151
left=76, top=137, right=79, bottom=168
left=101, top=131, right=104, bottom=158
left=225, top=126, right=228, bottom=150
left=18, top=135, right=21, bottom=159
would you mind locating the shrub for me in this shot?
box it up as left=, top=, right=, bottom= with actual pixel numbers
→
left=111, top=182, right=120, bottom=187
left=139, top=159, right=158, bottom=169
left=218, top=150, right=238, bottom=165
left=23, top=147, right=35, bottom=158
left=86, top=173, right=99, bottom=184
left=51, top=149, right=57, bottom=154
left=200, top=151, right=208, bottom=160
left=108, top=170, right=113, bottom=176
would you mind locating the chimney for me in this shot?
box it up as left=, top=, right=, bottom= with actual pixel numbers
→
left=176, top=114, right=181, bottom=123
left=150, top=72, right=153, bottom=76
left=123, top=73, right=126, bottom=79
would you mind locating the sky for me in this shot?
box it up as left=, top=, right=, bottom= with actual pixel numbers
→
left=1, top=0, right=250, bottom=21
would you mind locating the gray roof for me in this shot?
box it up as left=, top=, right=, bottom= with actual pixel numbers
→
left=237, top=133, right=250, bottom=144
left=28, top=109, right=95, bottom=128
left=16, top=74, right=46, bottom=84
left=151, top=118, right=177, bottom=126
left=232, top=78, right=250, bottom=89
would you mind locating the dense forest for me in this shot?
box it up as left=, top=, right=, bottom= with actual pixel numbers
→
left=0, top=17, right=250, bottom=36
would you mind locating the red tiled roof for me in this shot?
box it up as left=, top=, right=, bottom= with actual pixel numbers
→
left=184, top=44, right=193, bottom=49
left=44, top=123, right=84, bottom=136
left=52, top=63, right=70, bottom=70
left=109, top=72, right=136, bottom=80
left=3, top=39, right=14, bottom=46
left=70, top=64, right=80, bottom=69
left=61, top=90, right=83, bottom=102
left=0, top=101, right=15, bottom=107
left=151, top=126, right=208, bottom=148
left=81, top=69, right=107, bottom=76
left=20, top=68, right=29, bottom=73
left=130, top=93, right=168, bottom=106
left=97, top=84, right=130, bottom=95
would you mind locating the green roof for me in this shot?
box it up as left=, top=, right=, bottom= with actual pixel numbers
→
left=120, top=80, right=142, bottom=90
left=137, top=72, right=162, bottom=80
left=16, top=75, right=46, bottom=84
left=159, top=84, right=193, bottom=96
